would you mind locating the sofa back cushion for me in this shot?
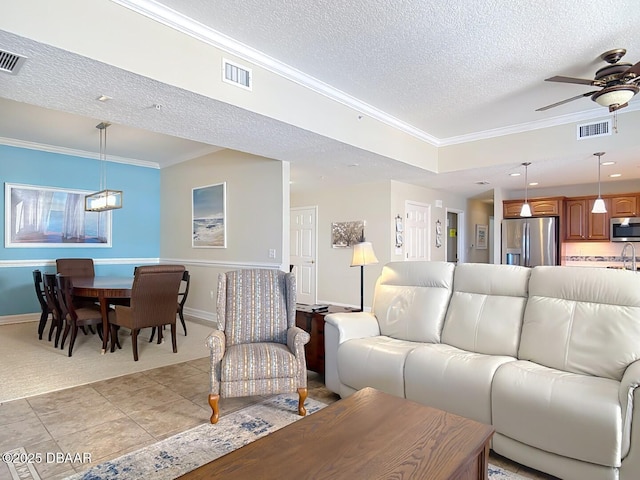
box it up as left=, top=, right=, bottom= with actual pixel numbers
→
left=373, top=261, right=455, bottom=342
left=441, top=264, right=530, bottom=356
left=519, top=266, right=640, bottom=381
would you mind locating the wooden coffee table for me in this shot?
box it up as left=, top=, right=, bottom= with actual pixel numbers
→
left=179, top=387, right=494, bottom=479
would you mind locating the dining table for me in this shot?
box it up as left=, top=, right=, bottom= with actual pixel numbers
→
left=71, top=276, right=133, bottom=353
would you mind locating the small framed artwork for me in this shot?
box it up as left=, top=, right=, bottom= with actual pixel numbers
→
left=192, top=182, right=226, bottom=248
left=331, top=220, right=364, bottom=248
left=5, top=183, right=112, bottom=248
left=476, top=224, right=488, bottom=250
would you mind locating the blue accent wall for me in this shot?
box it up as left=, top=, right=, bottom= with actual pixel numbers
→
left=0, top=144, right=160, bottom=315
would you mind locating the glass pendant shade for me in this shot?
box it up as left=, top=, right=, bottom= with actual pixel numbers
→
left=520, top=202, right=532, bottom=217
left=84, top=189, right=123, bottom=212
left=591, top=197, right=607, bottom=214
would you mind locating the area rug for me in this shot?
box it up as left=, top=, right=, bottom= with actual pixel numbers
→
left=60, top=394, right=530, bottom=480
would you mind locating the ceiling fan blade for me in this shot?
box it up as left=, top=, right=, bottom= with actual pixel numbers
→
left=623, top=60, right=640, bottom=78
left=545, top=75, right=601, bottom=86
left=535, top=91, right=597, bottom=111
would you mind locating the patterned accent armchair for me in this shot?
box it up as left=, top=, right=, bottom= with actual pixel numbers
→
left=207, top=269, right=310, bottom=424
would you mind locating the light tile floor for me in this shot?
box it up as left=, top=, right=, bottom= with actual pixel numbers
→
left=0, top=358, right=556, bottom=480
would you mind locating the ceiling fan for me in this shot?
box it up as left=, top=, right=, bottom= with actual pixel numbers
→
left=536, top=49, right=640, bottom=112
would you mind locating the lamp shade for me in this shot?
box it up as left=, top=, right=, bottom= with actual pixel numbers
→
left=350, top=242, right=379, bottom=267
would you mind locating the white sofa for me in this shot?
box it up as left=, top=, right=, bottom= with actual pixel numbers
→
left=324, top=261, right=640, bottom=480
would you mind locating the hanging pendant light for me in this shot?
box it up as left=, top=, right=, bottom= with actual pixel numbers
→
left=85, top=122, right=123, bottom=212
left=519, top=162, right=532, bottom=217
left=591, top=152, right=607, bottom=214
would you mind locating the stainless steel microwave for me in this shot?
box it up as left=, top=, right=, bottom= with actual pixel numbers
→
left=611, top=217, right=640, bottom=242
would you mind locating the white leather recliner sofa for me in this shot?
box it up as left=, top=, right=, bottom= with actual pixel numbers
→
left=324, top=261, right=640, bottom=480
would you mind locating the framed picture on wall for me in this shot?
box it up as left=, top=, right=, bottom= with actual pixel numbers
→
left=5, top=183, right=112, bottom=248
left=476, top=224, right=488, bottom=250
left=331, top=220, right=364, bottom=248
left=192, top=182, right=226, bottom=248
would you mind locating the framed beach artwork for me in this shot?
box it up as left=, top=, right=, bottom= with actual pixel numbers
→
left=5, top=183, right=112, bottom=248
left=192, top=182, right=226, bottom=248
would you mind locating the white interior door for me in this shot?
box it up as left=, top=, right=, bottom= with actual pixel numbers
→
left=290, top=206, right=317, bottom=305
left=405, top=201, right=431, bottom=261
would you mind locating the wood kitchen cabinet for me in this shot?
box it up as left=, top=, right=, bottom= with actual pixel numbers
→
left=564, top=198, right=610, bottom=241
left=503, top=198, right=561, bottom=218
left=610, top=196, right=638, bottom=217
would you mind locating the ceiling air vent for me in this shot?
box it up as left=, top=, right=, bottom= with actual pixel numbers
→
left=222, top=58, right=252, bottom=90
left=577, top=120, right=611, bottom=140
left=0, top=49, right=27, bottom=75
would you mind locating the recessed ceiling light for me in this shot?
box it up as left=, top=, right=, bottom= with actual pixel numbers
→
left=96, top=95, right=111, bottom=102
left=529, top=182, right=539, bottom=186
left=601, top=161, right=615, bottom=166
left=509, top=173, right=521, bottom=177
left=475, top=181, right=490, bottom=185
left=609, top=173, right=622, bottom=178
left=348, top=163, right=360, bottom=167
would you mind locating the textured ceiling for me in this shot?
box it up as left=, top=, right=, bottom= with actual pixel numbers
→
left=1, top=0, right=640, bottom=196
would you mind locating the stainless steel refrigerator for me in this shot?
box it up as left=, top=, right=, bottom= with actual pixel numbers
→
left=501, top=217, right=559, bottom=266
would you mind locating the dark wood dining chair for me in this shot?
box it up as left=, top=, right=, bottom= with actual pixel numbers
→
left=149, top=269, right=190, bottom=343
left=110, top=265, right=185, bottom=361
left=56, top=274, right=113, bottom=357
left=33, top=270, right=52, bottom=340
left=56, top=258, right=95, bottom=277
left=42, top=273, right=64, bottom=347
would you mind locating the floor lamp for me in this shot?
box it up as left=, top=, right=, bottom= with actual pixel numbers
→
left=350, top=241, right=379, bottom=312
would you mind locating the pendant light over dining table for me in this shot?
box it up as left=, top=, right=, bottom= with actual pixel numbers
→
left=84, top=122, right=123, bottom=212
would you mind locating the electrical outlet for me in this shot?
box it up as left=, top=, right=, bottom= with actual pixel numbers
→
left=210, top=290, right=214, bottom=299
left=269, top=249, right=276, bottom=259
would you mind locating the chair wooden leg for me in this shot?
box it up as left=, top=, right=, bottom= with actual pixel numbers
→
left=110, top=324, right=119, bottom=353
left=171, top=323, right=177, bottom=353
left=60, top=323, right=70, bottom=349
left=179, top=310, right=187, bottom=336
left=297, top=387, right=308, bottom=417
left=68, top=326, right=78, bottom=357
left=208, top=394, right=220, bottom=424
left=132, top=329, right=139, bottom=361
left=37, top=310, right=48, bottom=340
left=149, top=327, right=156, bottom=343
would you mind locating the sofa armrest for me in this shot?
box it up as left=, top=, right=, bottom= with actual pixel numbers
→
left=620, top=360, right=640, bottom=458
left=324, top=311, right=381, bottom=341
left=324, top=312, right=380, bottom=396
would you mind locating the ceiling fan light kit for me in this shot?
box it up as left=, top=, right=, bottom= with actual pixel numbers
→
left=591, top=85, right=639, bottom=111
left=537, top=48, right=640, bottom=113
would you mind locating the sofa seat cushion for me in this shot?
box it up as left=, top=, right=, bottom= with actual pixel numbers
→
left=405, top=344, right=516, bottom=424
left=337, top=336, right=421, bottom=397
left=492, top=360, right=622, bottom=467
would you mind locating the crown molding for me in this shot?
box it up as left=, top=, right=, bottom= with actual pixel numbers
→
left=0, top=136, right=160, bottom=169
left=111, top=0, right=640, bottom=150
left=110, top=0, right=440, bottom=146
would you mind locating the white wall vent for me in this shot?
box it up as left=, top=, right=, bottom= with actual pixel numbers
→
left=577, top=120, right=611, bottom=140
left=222, top=59, right=252, bottom=90
left=0, top=49, right=27, bottom=75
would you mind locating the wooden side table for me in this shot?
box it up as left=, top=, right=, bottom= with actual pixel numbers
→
left=295, top=305, right=351, bottom=375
